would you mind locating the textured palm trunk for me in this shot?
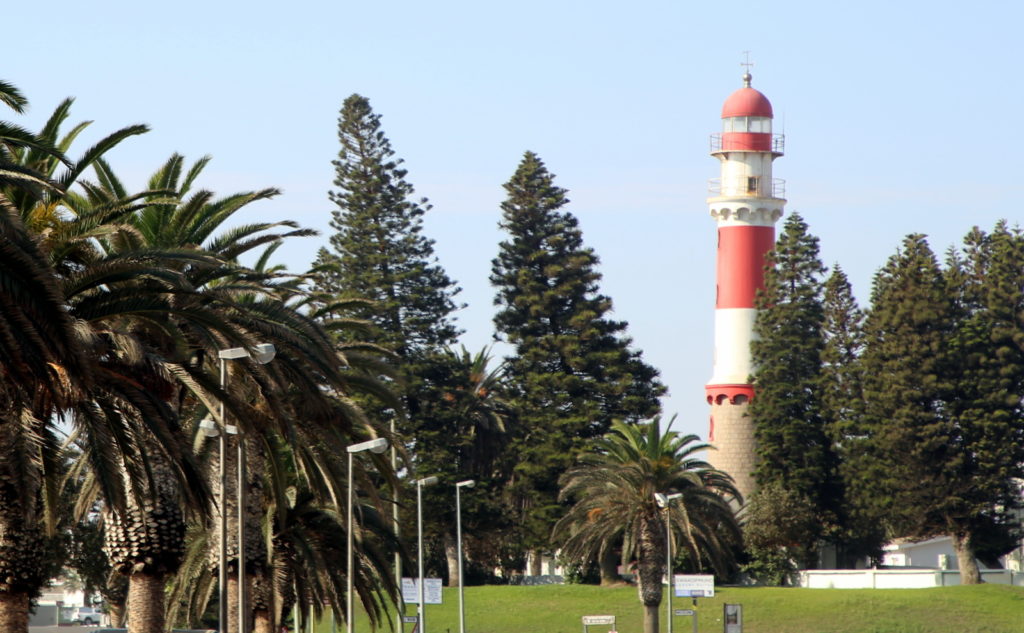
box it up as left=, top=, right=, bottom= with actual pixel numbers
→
left=108, top=603, right=127, bottom=628
left=228, top=572, right=242, bottom=633
left=103, top=439, right=185, bottom=633
left=0, top=591, right=30, bottom=633
left=0, top=419, right=47, bottom=633
left=636, top=515, right=665, bottom=633
left=444, top=530, right=459, bottom=587
left=953, top=532, right=982, bottom=584
left=127, top=573, right=166, bottom=633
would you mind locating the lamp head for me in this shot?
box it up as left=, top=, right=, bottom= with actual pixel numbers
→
left=456, top=479, right=476, bottom=488
left=199, top=418, right=219, bottom=437
left=348, top=437, right=389, bottom=454
left=253, top=343, right=276, bottom=364
left=655, top=492, right=668, bottom=509
left=417, top=476, right=439, bottom=487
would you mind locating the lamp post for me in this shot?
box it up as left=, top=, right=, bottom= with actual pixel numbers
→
left=416, top=476, right=439, bottom=633
left=455, top=480, right=475, bottom=633
left=655, top=492, right=683, bottom=633
left=218, top=343, right=275, bottom=633
left=346, top=437, right=389, bottom=633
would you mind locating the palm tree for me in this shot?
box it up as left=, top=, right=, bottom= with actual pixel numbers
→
left=554, top=418, right=741, bottom=633
left=0, top=83, right=166, bottom=633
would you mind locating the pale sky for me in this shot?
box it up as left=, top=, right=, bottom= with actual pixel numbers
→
left=8, top=0, right=1023, bottom=441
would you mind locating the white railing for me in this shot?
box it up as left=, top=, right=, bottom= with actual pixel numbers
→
left=709, top=133, right=785, bottom=154
left=707, top=177, right=786, bottom=198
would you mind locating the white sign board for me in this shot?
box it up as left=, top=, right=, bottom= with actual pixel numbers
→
left=674, top=609, right=695, bottom=616
left=674, top=574, right=715, bottom=598
left=581, top=615, right=616, bottom=625
left=401, top=578, right=443, bottom=604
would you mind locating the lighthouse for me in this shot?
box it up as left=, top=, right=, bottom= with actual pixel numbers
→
left=705, top=71, right=785, bottom=503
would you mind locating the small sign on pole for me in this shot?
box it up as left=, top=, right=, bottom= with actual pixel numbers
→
left=581, top=614, right=616, bottom=633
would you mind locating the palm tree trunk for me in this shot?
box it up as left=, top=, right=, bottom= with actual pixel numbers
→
left=228, top=572, right=241, bottom=633
left=127, top=573, right=166, bottom=633
left=642, top=604, right=659, bottom=633
left=253, top=609, right=273, bottom=633
left=108, top=603, right=127, bottom=628
left=0, top=591, right=30, bottom=633
left=444, top=530, right=459, bottom=587
left=953, top=532, right=982, bottom=584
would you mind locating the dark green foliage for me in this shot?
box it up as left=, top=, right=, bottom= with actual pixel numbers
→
left=858, top=234, right=957, bottom=539
left=820, top=266, right=884, bottom=564
left=312, top=93, right=462, bottom=357
left=741, top=483, right=819, bottom=585
left=490, top=151, right=665, bottom=556
left=748, top=213, right=840, bottom=552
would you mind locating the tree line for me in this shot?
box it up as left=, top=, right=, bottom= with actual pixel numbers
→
left=745, top=213, right=1024, bottom=585
left=2, top=83, right=734, bottom=633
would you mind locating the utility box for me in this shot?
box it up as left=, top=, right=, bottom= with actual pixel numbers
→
left=723, top=603, right=742, bottom=633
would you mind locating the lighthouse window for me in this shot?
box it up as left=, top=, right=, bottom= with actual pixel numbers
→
left=724, top=117, right=770, bottom=133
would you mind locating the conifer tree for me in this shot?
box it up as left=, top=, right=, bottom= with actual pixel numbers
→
left=310, top=94, right=468, bottom=583
left=312, top=94, right=462, bottom=356
left=941, top=223, right=1024, bottom=577
left=820, top=265, right=884, bottom=564
left=490, top=151, right=665, bottom=568
left=747, top=213, right=839, bottom=568
left=858, top=235, right=965, bottom=571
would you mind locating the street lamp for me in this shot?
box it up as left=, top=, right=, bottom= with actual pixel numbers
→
left=455, top=480, right=475, bottom=633
left=217, top=343, right=275, bottom=633
left=655, top=492, right=683, bottom=633
left=346, top=437, right=389, bottom=633
left=416, top=476, right=439, bottom=633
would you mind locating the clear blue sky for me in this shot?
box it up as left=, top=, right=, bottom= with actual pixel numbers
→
left=8, top=0, right=1022, bottom=440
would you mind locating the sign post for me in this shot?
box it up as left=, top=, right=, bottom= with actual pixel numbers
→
left=673, top=575, right=714, bottom=633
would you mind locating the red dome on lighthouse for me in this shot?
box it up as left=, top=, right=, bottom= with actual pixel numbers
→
left=721, top=73, right=773, bottom=118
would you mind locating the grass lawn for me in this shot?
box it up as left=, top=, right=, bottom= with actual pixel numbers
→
left=311, top=583, right=1024, bottom=633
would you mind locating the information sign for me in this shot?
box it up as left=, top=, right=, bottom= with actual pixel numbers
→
left=401, top=615, right=419, bottom=623
left=401, top=578, right=443, bottom=604
left=673, top=609, right=695, bottom=616
left=673, top=574, right=715, bottom=598
left=581, top=615, right=616, bottom=625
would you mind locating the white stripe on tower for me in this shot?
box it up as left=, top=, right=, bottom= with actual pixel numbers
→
left=705, top=71, right=786, bottom=503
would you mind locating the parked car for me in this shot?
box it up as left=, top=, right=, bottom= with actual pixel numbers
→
left=70, top=607, right=102, bottom=625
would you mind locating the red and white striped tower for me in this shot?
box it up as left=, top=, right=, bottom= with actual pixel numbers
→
left=705, top=71, right=785, bottom=502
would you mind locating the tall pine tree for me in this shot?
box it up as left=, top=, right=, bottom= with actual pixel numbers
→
left=490, top=151, right=664, bottom=571
left=312, top=93, right=462, bottom=356
left=858, top=235, right=969, bottom=575
left=747, top=212, right=839, bottom=569
left=820, top=265, right=884, bottom=565
left=941, top=223, right=1024, bottom=578
left=310, top=94, right=468, bottom=586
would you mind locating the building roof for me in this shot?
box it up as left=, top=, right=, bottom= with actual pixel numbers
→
left=721, top=73, right=773, bottom=118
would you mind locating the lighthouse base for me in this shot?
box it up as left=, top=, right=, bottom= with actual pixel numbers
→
left=707, top=399, right=757, bottom=504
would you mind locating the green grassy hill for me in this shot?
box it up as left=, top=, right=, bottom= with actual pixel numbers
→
left=326, top=583, right=1024, bottom=633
